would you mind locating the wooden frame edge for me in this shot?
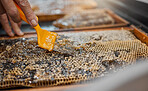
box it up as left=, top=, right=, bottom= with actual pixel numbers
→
left=130, top=25, right=148, bottom=46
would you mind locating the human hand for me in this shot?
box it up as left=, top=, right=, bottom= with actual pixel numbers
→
left=0, top=0, right=38, bottom=37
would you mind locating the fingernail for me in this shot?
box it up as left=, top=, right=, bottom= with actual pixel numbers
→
left=30, top=19, right=37, bottom=27
left=9, top=32, right=14, bottom=37
left=19, top=31, right=24, bottom=35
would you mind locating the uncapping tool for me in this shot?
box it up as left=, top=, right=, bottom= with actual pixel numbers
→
left=14, top=3, right=57, bottom=51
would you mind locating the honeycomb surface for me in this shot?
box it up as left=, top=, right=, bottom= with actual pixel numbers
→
left=0, top=39, right=23, bottom=54
left=0, top=30, right=148, bottom=89
left=62, top=30, right=137, bottom=45
left=29, top=0, right=97, bottom=15
left=53, top=9, right=115, bottom=29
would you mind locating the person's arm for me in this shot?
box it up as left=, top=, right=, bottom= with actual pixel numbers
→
left=0, top=0, right=38, bottom=37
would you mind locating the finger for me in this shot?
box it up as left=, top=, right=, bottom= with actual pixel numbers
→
left=18, top=21, right=22, bottom=28
left=8, top=16, right=24, bottom=36
left=0, top=13, right=14, bottom=37
left=0, top=0, right=5, bottom=14
left=1, top=0, right=21, bottom=23
left=15, top=0, right=38, bottom=27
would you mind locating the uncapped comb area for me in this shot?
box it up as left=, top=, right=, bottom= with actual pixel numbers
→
left=53, top=9, right=115, bottom=29
left=29, top=0, right=97, bottom=15
left=0, top=30, right=148, bottom=89
left=62, top=30, right=137, bottom=45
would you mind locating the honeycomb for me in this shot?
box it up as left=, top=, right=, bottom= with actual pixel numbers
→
left=0, top=30, right=148, bottom=89
left=29, top=0, right=97, bottom=15
left=0, top=38, right=25, bottom=54
left=62, top=30, right=137, bottom=45
left=53, top=9, right=115, bottom=29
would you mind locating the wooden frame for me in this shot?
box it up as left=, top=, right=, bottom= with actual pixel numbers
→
left=37, top=14, right=65, bottom=22
left=131, top=25, right=148, bottom=46
left=5, top=84, right=86, bottom=91
left=53, top=9, right=130, bottom=31
left=0, top=26, right=148, bottom=91
left=0, top=25, right=147, bottom=45
left=34, top=9, right=129, bottom=30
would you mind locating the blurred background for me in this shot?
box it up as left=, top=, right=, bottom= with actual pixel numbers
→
left=0, top=0, right=148, bottom=35
left=97, top=0, right=148, bottom=33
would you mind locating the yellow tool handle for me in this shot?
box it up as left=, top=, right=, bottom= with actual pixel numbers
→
left=14, top=3, right=29, bottom=23
left=14, top=2, right=38, bottom=25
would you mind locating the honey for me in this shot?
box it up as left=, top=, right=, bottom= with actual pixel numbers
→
left=0, top=30, right=148, bottom=89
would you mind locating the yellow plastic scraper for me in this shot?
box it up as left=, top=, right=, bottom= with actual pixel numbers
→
left=15, top=3, right=57, bottom=51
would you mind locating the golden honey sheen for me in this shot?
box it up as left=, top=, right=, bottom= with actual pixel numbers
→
left=0, top=30, right=148, bottom=89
